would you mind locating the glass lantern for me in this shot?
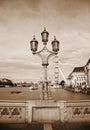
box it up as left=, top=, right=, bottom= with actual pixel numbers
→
left=30, top=36, right=38, bottom=52
left=51, top=36, right=59, bottom=52
left=41, top=27, right=49, bottom=44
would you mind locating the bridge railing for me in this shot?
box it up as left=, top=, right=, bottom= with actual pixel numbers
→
left=0, top=100, right=26, bottom=123
left=64, top=100, right=90, bottom=122
left=0, top=100, right=90, bottom=123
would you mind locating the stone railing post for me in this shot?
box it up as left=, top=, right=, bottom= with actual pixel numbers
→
left=57, top=101, right=66, bottom=122
left=26, top=101, right=35, bottom=123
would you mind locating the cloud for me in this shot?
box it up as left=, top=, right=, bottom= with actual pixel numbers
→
left=0, top=0, right=90, bottom=81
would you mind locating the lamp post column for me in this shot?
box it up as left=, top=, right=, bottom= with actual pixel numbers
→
left=30, top=28, right=60, bottom=100
left=43, top=65, right=47, bottom=81
left=42, top=65, right=48, bottom=99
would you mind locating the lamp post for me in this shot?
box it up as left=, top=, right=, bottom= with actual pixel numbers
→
left=30, top=28, right=60, bottom=100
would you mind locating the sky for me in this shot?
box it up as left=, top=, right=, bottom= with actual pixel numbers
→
left=0, top=0, right=90, bottom=82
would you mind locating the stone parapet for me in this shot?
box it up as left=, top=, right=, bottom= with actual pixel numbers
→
left=0, top=100, right=90, bottom=123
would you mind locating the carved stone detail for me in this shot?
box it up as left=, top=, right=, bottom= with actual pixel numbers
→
left=83, top=107, right=90, bottom=115
left=73, top=107, right=81, bottom=115
left=0, top=107, right=22, bottom=119
left=72, top=107, right=90, bottom=118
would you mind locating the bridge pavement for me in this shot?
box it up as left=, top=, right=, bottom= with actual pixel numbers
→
left=0, top=122, right=90, bottom=130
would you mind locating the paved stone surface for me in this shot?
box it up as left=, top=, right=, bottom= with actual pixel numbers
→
left=0, top=123, right=43, bottom=130
left=44, top=123, right=52, bottom=130
left=52, top=122, right=90, bottom=130
left=0, top=122, right=90, bottom=130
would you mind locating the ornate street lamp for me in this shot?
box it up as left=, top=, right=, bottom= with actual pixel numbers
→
left=30, top=28, right=60, bottom=100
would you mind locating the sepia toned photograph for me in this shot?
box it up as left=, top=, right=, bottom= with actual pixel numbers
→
left=0, top=0, right=90, bottom=130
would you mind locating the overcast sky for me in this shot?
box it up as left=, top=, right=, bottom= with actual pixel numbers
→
left=0, top=0, right=90, bottom=82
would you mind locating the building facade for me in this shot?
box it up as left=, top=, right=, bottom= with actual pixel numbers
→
left=85, top=58, right=90, bottom=86
left=67, top=58, right=90, bottom=87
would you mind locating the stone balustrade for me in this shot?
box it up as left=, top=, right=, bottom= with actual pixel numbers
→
left=0, top=100, right=90, bottom=123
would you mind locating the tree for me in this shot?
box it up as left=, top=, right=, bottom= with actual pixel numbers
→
left=59, top=80, right=65, bottom=87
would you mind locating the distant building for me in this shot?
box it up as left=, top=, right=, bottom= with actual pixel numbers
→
left=67, top=66, right=86, bottom=87
left=85, top=58, right=90, bottom=86
left=67, top=58, right=90, bottom=87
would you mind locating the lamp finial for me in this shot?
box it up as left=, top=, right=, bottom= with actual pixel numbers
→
left=54, top=36, right=56, bottom=40
left=33, top=35, right=35, bottom=40
left=44, top=27, right=46, bottom=31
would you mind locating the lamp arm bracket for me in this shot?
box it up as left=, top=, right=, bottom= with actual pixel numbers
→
left=32, top=45, right=58, bottom=66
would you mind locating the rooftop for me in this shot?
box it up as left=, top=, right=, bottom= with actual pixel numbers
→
left=73, top=66, right=85, bottom=72
left=86, top=58, right=90, bottom=65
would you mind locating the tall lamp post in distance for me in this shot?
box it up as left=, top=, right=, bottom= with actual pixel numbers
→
left=30, top=28, right=60, bottom=100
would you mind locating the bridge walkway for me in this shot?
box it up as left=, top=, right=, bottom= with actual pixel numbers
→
left=0, top=122, right=90, bottom=130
